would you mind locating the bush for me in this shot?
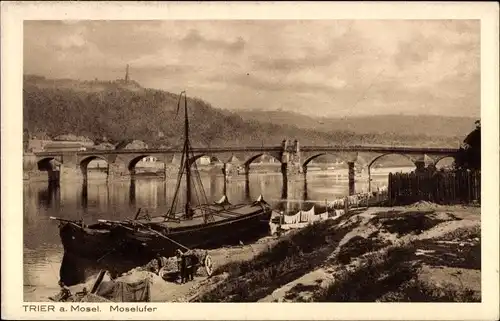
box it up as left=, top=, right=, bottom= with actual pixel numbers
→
left=369, top=211, right=454, bottom=236
left=439, top=225, right=480, bottom=241
left=380, top=278, right=480, bottom=302
left=336, top=234, right=391, bottom=265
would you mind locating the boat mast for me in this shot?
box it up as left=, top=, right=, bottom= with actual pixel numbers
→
left=183, top=91, right=192, bottom=219
left=164, top=90, right=212, bottom=222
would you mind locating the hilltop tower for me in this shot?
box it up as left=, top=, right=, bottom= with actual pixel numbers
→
left=124, top=64, right=130, bottom=83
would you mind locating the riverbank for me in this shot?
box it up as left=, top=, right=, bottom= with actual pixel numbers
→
left=28, top=202, right=480, bottom=302
left=196, top=202, right=480, bottom=302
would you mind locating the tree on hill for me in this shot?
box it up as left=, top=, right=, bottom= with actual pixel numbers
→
left=454, top=120, right=480, bottom=170
left=22, top=75, right=466, bottom=149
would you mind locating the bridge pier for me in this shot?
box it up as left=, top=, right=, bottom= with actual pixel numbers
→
left=280, top=163, right=289, bottom=199
left=47, top=168, right=61, bottom=184
left=221, top=163, right=232, bottom=196
left=281, top=163, right=288, bottom=182
left=281, top=162, right=302, bottom=177
left=81, top=181, right=88, bottom=211
left=129, top=178, right=136, bottom=206
left=108, top=162, right=130, bottom=181
left=59, top=153, right=84, bottom=183
left=164, top=164, right=179, bottom=179
left=303, top=172, right=309, bottom=201
left=348, top=161, right=355, bottom=196
left=60, top=164, right=84, bottom=183
left=367, top=166, right=372, bottom=193
left=243, top=164, right=251, bottom=200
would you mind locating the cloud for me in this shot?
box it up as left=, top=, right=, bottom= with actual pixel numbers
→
left=219, top=70, right=347, bottom=96
left=252, top=54, right=335, bottom=72
left=23, top=20, right=480, bottom=118
left=179, top=29, right=245, bottom=54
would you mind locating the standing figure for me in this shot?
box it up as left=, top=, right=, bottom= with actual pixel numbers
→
left=156, top=253, right=168, bottom=270
left=186, top=252, right=200, bottom=281
left=185, top=254, right=194, bottom=282
left=175, top=249, right=184, bottom=284
left=180, top=252, right=195, bottom=284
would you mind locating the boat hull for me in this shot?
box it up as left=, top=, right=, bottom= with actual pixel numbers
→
left=58, top=223, right=123, bottom=286
left=59, top=222, right=114, bottom=258
left=117, top=208, right=272, bottom=259
left=58, top=205, right=272, bottom=285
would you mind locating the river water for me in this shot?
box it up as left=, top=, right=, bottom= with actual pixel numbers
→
left=23, top=167, right=412, bottom=293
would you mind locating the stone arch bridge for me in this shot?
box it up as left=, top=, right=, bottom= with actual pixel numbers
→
left=32, top=140, right=458, bottom=195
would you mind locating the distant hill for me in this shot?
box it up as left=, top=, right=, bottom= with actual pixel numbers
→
left=235, top=109, right=477, bottom=138
left=23, top=75, right=468, bottom=149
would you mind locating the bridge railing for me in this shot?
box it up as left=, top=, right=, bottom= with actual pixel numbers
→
left=300, top=146, right=459, bottom=153
left=33, top=145, right=459, bottom=157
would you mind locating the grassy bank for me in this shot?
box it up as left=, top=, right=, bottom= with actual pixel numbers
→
left=195, top=204, right=481, bottom=302
left=196, top=211, right=363, bottom=302
left=315, top=242, right=479, bottom=302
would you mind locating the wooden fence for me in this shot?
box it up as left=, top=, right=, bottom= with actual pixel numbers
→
left=388, top=169, right=480, bottom=206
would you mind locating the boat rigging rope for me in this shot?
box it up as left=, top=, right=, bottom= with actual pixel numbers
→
left=129, top=220, right=191, bottom=251
left=165, top=142, right=187, bottom=220
left=187, top=141, right=214, bottom=223
left=189, top=144, right=209, bottom=203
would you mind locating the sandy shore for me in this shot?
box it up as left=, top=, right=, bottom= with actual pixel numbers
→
left=24, top=233, right=282, bottom=302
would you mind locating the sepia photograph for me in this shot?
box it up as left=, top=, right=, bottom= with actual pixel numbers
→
left=2, top=1, right=499, bottom=320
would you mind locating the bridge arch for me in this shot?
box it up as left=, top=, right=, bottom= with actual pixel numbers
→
left=189, top=154, right=224, bottom=166
left=37, top=157, right=57, bottom=171
left=36, top=157, right=61, bottom=183
left=243, top=153, right=282, bottom=168
left=302, top=153, right=345, bottom=168
left=365, top=153, right=417, bottom=192
left=80, top=156, right=109, bottom=180
left=128, top=155, right=166, bottom=177
left=80, top=155, right=108, bottom=170
left=367, top=153, right=416, bottom=170
left=434, top=155, right=456, bottom=169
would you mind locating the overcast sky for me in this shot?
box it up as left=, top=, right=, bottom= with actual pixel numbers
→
left=24, top=20, right=480, bottom=118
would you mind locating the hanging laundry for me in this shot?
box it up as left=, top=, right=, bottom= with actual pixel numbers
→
left=283, top=212, right=300, bottom=224
left=316, top=212, right=329, bottom=221
left=300, top=206, right=315, bottom=222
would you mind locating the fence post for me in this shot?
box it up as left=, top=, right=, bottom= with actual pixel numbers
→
left=388, top=173, right=392, bottom=206
left=388, top=169, right=481, bottom=206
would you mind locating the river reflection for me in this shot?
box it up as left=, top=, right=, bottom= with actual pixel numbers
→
left=23, top=168, right=407, bottom=292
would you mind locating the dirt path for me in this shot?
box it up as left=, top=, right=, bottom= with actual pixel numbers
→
left=258, top=268, right=334, bottom=302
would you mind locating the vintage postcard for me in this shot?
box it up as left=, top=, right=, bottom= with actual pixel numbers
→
left=1, top=1, right=499, bottom=320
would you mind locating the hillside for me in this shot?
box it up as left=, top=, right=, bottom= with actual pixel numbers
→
left=23, top=75, right=466, bottom=148
left=236, top=109, right=477, bottom=138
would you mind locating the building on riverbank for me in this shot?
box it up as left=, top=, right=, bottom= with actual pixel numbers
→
left=43, top=141, right=88, bottom=152
left=115, top=139, right=148, bottom=150
left=25, top=139, right=94, bottom=153
left=25, top=139, right=53, bottom=153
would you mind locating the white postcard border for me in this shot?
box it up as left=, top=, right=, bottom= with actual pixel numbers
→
left=1, top=1, right=499, bottom=320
